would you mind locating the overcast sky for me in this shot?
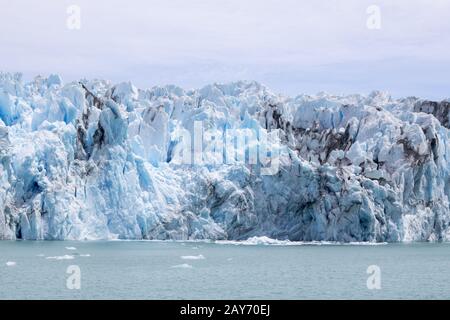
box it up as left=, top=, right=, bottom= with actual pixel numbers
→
left=1, top=0, right=449, bottom=99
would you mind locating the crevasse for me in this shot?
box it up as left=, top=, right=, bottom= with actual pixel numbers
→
left=0, top=72, right=449, bottom=241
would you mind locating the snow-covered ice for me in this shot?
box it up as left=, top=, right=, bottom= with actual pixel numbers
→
left=5, top=261, right=16, bottom=266
left=0, top=72, right=449, bottom=242
left=65, top=247, right=77, bottom=250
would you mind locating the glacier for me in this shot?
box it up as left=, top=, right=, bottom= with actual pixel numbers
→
left=0, top=72, right=449, bottom=242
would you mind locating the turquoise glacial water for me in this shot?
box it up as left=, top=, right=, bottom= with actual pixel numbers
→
left=0, top=241, right=449, bottom=299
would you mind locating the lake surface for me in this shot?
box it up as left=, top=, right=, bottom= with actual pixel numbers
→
left=1, top=241, right=449, bottom=299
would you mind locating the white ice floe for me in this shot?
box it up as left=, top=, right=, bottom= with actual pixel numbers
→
left=79, top=254, right=91, bottom=257
left=216, top=236, right=388, bottom=246
left=5, top=261, right=16, bottom=266
left=46, top=255, right=75, bottom=260
left=65, top=247, right=77, bottom=250
left=216, top=236, right=296, bottom=246
left=180, top=254, right=205, bottom=260
left=171, top=263, right=193, bottom=269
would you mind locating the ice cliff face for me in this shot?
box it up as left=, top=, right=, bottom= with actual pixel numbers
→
left=0, top=72, right=449, bottom=241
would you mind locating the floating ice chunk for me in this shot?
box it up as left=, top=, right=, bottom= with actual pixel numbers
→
left=171, top=263, right=193, bottom=269
left=181, top=254, right=205, bottom=260
left=46, top=255, right=75, bottom=260
left=6, top=261, right=16, bottom=266
left=216, top=236, right=293, bottom=246
left=65, top=247, right=77, bottom=250
left=79, top=254, right=91, bottom=257
left=216, top=237, right=387, bottom=246
left=344, top=242, right=388, bottom=246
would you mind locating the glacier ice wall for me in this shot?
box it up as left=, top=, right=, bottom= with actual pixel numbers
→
left=0, top=72, right=449, bottom=241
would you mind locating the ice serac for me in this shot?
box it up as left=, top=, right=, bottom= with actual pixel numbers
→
left=0, top=72, right=449, bottom=242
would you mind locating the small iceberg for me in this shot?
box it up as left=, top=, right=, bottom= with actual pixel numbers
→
left=181, top=254, right=205, bottom=260
left=46, top=255, right=75, bottom=260
left=65, top=247, right=77, bottom=250
left=171, top=263, right=193, bottom=269
left=6, top=261, right=16, bottom=267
